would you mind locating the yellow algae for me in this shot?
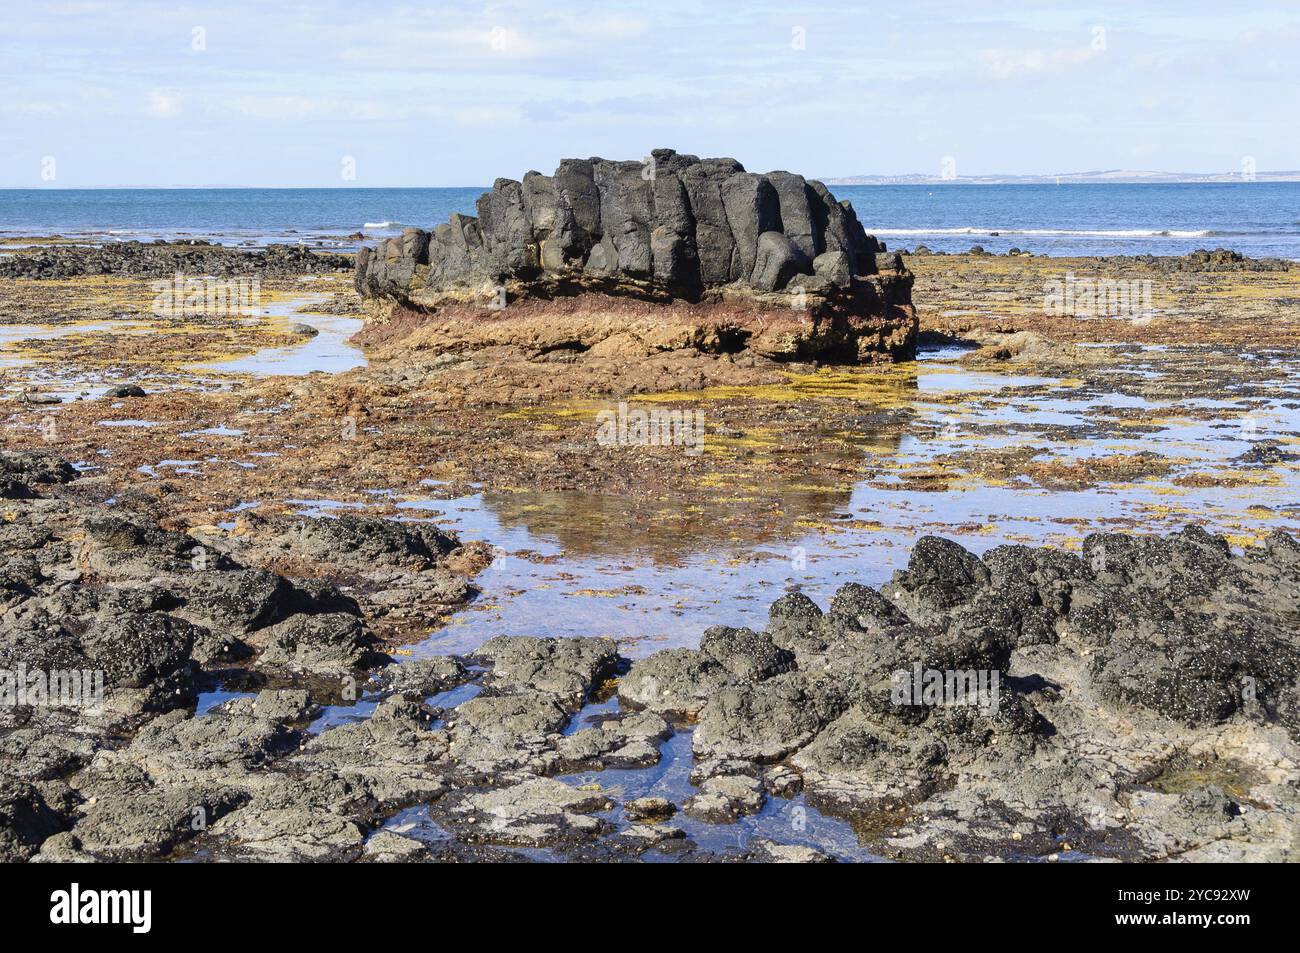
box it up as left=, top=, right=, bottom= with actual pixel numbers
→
left=572, top=586, right=647, bottom=598
left=1226, top=532, right=1271, bottom=549
left=630, top=365, right=918, bottom=407
left=776, top=483, right=848, bottom=494
left=1147, top=484, right=1190, bottom=496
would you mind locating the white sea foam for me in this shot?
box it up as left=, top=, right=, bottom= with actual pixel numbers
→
left=363, top=221, right=401, bottom=229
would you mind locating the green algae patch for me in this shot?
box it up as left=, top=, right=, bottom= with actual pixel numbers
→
left=1146, top=759, right=1265, bottom=801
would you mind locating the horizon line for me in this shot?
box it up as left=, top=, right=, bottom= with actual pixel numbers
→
left=5, top=174, right=1300, bottom=191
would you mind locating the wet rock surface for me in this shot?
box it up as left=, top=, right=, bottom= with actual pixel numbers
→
left=910, top=245, right=1293, bottom=273
left=0, top=242, right=351, bottom=280
left=4, top=452, right=1298, bottom=862
left=1109, top=248, right=1293, bottom=274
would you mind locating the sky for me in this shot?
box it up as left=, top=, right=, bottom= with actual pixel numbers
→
left=3, top=0, right=1299, bottom=187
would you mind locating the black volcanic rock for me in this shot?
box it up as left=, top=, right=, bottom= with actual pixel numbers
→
left=356, top=149, right=902, bottom=307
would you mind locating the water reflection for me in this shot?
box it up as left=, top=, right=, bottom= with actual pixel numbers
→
left=406, top=348, right=1300, bottom=657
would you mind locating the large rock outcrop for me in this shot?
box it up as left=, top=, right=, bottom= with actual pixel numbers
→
left=355, top=149, right=915, bottom=363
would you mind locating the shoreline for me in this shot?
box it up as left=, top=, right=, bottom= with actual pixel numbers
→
left=7, top=233, right=1300, bottom=267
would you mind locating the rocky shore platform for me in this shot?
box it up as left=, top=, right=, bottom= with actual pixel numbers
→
left=0, top=241, right=351, bottom=281
left=3, top=449, right=1298, bottom=863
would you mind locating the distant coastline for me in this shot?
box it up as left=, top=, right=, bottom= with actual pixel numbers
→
left=7, top=171, right=1300, bottom=190
left=825, top=170, right=1300, bottom=186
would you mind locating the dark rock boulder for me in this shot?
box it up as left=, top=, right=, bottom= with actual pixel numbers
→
left=750, top=230, right=812, bottom=292
left=369, top=655, right=468, bottom=696
left=827, top=582, right=909, bottom=635
left=103, top=384, right=147, bottom=399
left=82, top=513, right=206, bottom=577
left=693, top=672, right=846, bottom=762
left=720, top=172, right=782, bottom=282
left=679, top=158, right=742, bottom=286
left=813, top=250, right=852, bottom=286
left=766, top=591, right=829, bottom=655
left=179, top=568, right=302, bottom=635
left=355, top=149, right=912, bottom=310
left=0, top=451, right=77, bottom=499
left=618, top=647, right=729, bottom=718
left=475, top=635, right=619, bottom=705
left=477, top=178, right=536, bottom=277
left=698, top=626, right=795, bottom=682
left=766, top=171, right=821, bottom=259
left=278, top=515, right=458, bottom=572
left=79, top=613, right=201, bottom=712
left=0, top=779, right=65, bottom=862
left=253, top=612, right=383, bottom=676
left=883, top=536, right=992, bottom=623
left=591, top=159, right=655, bottom=278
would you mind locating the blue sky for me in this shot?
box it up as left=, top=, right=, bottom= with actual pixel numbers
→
left=3, top=0, right=1298, bottom=187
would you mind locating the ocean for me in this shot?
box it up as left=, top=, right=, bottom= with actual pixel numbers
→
left=2, top=182, right=1298, bottom=259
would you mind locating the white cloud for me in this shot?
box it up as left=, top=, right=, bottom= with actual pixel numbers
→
left=0, top=101, right=56, bottom=116
left=4, top=2, right=1297, bottom=185
left=980, top=46, right=1101, bottom=79
left=221, top=95, right=517, bottom=125
left=569, top=16, right=650, bottom=39
left=337, top=26, right=546, bottom=67
left=485, top=26, right=544, bottom=57
left=450, top=105, right=522, bottom=125
left=147, top=88, right=182, bottom=118
left=227, top=95, right=389, bottom=121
